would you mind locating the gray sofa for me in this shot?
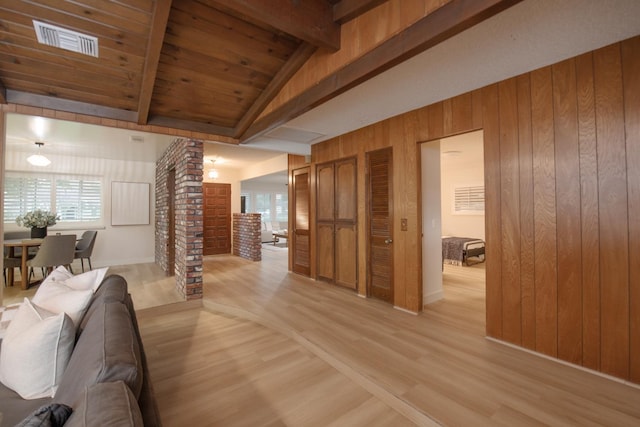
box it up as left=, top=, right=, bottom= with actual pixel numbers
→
left=0, top=275, right=161, bottom=426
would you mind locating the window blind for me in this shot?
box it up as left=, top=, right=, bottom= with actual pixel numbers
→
left=454, top=185, right=485, bottom=213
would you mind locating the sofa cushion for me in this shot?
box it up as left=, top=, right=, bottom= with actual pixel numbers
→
left=0, top=299, right=75, bottom=400
left=77, top=275, right=129, bottom=335
left=53, top=301, right=143, bottom=408
left=0, top=382, right=52, bottom=427
left=15, top=403, right=73, bottom=427
left=64, top=381, right=143, bottom=427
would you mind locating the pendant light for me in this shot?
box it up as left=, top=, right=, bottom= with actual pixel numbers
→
left=27, top=142, right=51, bottom=167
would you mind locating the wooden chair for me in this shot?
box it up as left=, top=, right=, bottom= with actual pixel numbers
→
left=74, top=230, right=98, bottom=272
left=27, top=235, right=76, bottom=283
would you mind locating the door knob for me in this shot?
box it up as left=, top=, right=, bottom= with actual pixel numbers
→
left=385, top=238, right=393, bottom=244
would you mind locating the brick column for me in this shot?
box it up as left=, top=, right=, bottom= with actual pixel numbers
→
left=233, top=213, right=261, bottom=261
left=155, top=138, right=203, bottom=300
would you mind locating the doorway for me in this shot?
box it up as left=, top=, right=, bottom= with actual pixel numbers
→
left=167, top=168, right=176, bottom=276
left=421, top=131, right=486, bottom=307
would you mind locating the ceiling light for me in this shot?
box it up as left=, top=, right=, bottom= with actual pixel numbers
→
left=27, top=142, right=51, bottom=167
left=208, top=159, right=218, bottom=179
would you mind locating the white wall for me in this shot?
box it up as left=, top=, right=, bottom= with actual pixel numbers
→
left=421, top=141, right=443, bottom=305
left=440, top=131, right=485, bottom=240
left=4, top=150, right=157, bottom=267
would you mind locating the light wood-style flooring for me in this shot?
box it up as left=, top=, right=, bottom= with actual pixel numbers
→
left=5, top=249, right=640, bottom=425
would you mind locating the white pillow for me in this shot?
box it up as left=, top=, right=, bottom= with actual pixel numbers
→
left=42, top=266, right=108, bottom=292
left=41, top=266, right=74, bottom=286
left=0, top=298, right=74, bottom=399
left=65, top=267, right=108, bottom=292
left=32, top=281, right=93, bottom=329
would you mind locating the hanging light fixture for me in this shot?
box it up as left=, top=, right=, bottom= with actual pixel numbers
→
left=27, top=142, right=51, bottom=167
left=208, top=159, right=219, bottom=179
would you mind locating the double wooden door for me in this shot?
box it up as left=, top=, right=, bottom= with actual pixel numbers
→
left=316, top=157, right=357, bottom=289
left=203, top=183, right=231, bottom=255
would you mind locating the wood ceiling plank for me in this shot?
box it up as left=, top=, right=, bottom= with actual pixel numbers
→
left=137, top=0, right=172, bottom=125
left=170, top=2, right=299, bottom=58
left=153, top=67, right=262, bottom=101
left=158, top=47, right=272, bottom=88
left=0, top=80, right=6, bottom=103
left=150, top=88, right=250, bottom=116
left=208, top=0, right=340, bottom=51
left=161, top=22, right=288, bottom=75
left=0, top=6, right=149, bottom=58
left=241, top=0, right=522, bottom=142
left=235, top=42, right=317, bottom=137
left=333, top=0, right=388, bottom=24
left=0, top=30, right=144, bottom=73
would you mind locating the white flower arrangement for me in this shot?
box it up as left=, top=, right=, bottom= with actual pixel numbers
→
left=16, top=209, right=59, bottom=228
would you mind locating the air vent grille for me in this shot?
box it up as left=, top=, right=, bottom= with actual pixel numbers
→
left=33, top=20, right=99, bottom=58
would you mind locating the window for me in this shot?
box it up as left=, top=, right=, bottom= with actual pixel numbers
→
left=454, top=185, right=484, bottom=214
left=275, top=192, right=288, bottom=222
left=255, top=193, right=271, bottom=222
left=4, top=173, right=102, bottom=224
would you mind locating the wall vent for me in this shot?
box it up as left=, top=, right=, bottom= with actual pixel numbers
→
left=33, top=20, right=99, bottom=58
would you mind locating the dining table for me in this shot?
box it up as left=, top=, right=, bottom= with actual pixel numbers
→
left=3, top=238, right=44, bottom=290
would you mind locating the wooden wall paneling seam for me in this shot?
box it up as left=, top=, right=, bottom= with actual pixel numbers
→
left=622, top=36, right=640, bottom=383
left=530, top=66, right=558, bottom=357
left=517, top=74, right=536, bottom=350
left=552, top=59, right=583, bottom=365
left=498, top=78, right=522, bottom=344
left=594, top=43, right=630, bottom=379
left=575, top=51, right=601, bottom=372
left=482, top=83, right=503, bottom=338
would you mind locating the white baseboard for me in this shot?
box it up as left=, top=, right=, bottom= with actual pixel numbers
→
left=90, top=256, right=155, bottom=268
left=423, top=290, right=444, bottom=305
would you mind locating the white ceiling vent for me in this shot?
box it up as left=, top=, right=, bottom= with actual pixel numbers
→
left=33, top=20, right=99, bottom=58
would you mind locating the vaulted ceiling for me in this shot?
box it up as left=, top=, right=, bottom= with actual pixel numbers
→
left=0, top=0, right=519, bottom=146
left=0, top=0, right=387, bottom=141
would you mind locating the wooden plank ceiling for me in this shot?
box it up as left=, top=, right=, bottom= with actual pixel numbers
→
left=0, top=0, right=518, bottom=144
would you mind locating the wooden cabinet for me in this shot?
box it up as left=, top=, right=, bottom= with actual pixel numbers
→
left=316, top=158, right=357, bottom=289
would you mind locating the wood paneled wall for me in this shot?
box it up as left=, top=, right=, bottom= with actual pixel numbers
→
left=310, top=35, right=640, bottom=383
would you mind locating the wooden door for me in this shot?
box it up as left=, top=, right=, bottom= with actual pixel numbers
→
left=316, top=158, right=357, bottom=289
left=367, top=148, right=394, bottom=302
left=203, top=183, right=231, bottom=255
left=292, top=168, right=310, bottom=276
left=334, top=159, right=357, bottom=289
left=316, top=162, right=335, bottom=282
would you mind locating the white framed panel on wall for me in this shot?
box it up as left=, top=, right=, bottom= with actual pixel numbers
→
left=111, top=181, right=150, bottom=225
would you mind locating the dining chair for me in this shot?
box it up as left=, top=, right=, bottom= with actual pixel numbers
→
left=74, top=230, right=98, bottom=272
left=3, top=255, right=22, bottom=287
left=27, top=235, right=76, bottom=283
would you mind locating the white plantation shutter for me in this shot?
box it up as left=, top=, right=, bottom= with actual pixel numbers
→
left=56, top=179, right=102, bottom=221
left=3, top=173, right=102, bottom=224
left=454, top=185, right=485, bottom=214
left=3, top=176, right=52, bottom=222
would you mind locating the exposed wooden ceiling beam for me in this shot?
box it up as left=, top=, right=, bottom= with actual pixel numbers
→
left=241, top=0, right=522, bottom=143
left=137, top=0, right=173, bottom=125
left=210, top=0, right=340, bottom=51
left=7, top=90, right=138, bottom=122
left=146, top=115, right=237, bottom=138
left=333, top=0, right=388, bottom=24
left=234, top=42, right=317, bottom=138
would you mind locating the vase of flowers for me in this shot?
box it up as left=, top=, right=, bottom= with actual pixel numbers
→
left=16, top=209, right=59, bottom=238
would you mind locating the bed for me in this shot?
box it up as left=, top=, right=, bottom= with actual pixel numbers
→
left=442, top=236, right=485, bottom=266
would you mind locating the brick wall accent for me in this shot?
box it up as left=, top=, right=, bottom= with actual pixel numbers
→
left=233, top=213, right=262, bottom=261
left=155, top=138, right=203, bottom=300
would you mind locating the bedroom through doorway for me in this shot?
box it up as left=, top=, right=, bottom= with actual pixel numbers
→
left=421, top=131, right=486, bottom=317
